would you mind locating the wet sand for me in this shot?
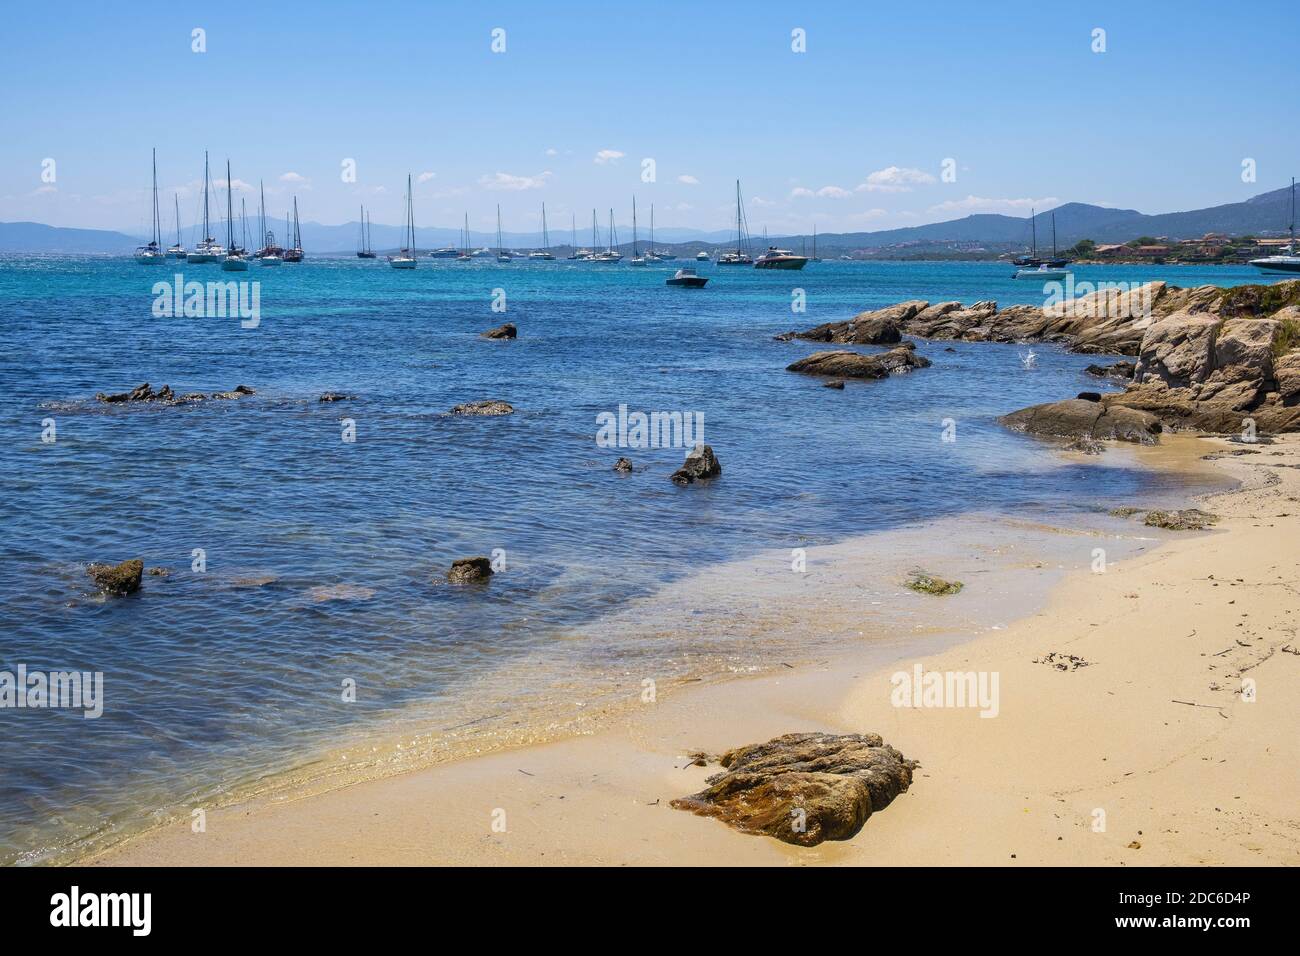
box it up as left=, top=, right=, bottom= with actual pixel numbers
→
left=90, top=434, right=1299, bottom=866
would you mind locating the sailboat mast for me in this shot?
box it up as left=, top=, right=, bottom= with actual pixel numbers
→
left=542, top=202, right=549, bottom=251
left=151, top=148, right=160, bottom=246
left=1030, top=208, right=1037, bottom=257
left=174, top=193, right=181, bottom=247
left=632, top=197, right=638, bottom=257
left=225, top=160, right=234, bottom=251
left=1052, top=212, right=1057, bottom=257
left=202, top=151, right=211, bottom=242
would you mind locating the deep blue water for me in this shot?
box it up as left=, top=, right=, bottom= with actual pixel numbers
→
left=0, top=256, right=1271, bottom=863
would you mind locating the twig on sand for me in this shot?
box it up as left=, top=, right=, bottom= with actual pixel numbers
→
left=1171, top=699, right=1224, bottom=710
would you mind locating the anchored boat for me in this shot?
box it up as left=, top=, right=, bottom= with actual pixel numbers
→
left=134, top=148, right=166, bottom=264
left=389, top=175, right=418, bottom=268
left=1251, top=178, right=1300, bottom=274
left=666, top=267, right=708, bottom=288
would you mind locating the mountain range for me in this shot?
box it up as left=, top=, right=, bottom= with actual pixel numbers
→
left=2, top=185, right=1292, bottom=256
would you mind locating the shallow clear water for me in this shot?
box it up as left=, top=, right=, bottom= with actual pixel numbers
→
left=0, top=256, right=1269, bottom=863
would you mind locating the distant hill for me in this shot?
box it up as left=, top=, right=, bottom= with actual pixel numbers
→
left=4, top=185, right=1293, bottom=256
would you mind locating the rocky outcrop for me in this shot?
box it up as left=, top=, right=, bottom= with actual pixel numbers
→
left=670, top=444, right=721, bottom=485
left=1000, top=398, right=1162, bottom=444
left=95, top=383, right=254, bottom=405
left=446, top=557, right=493, bottom=585
left=87, top=558, right=143, bottom=596
left=449, top=400, right=514, bottom=416
left=670, top=732, right=917, bottom=847
left=1085, top=361, right=1135, bottom=380
left=482, top=322, right=517, bottom=340
left=1143, top=509, right=1219, bottom=531
left=781, top=300, right=923, bottom=345
left=786, top=343, right=931, bottom=379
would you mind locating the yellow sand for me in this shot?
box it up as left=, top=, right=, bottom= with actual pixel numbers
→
left=92, top=435, right=1300, bottom=866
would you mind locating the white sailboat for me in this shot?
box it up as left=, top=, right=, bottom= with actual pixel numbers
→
left=220, top=160, right=249, bottom=271
left=629, top=197, right=647, bottom=265
left=496, top=205, right=510, bottom=262
left=456, top=212, right=473, bottom=261
left=529, top=203, right=556, bottom=259
left=166, top=192, right=186, bottom=259
left=593, top=208, right=622, bottom=262
left=717, top=180, right=754, bottom=265
left=134, top=148, right=166, bottom=264
left=389, top=174, right=418, bottom=268
left=187, top=152, right=226, bottom=263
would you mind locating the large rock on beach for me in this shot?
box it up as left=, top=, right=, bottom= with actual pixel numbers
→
left=786, top=344, right=931, bottom=379
left=87, top=558, right=144, bottom=596
left=670, top=732, right=917, bottom=847
left=1000, top=398, right=1162, bottom=444
left=670, top=444, right=722, bottom=485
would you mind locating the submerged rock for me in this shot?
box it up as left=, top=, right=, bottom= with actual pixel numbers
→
left=613, top=456, right=634, bottom=473
left=905, top=571, right=964, bottom=596
left=823, top=379, right=846, bottom=389
left=670, top=444, right=722, bottom=485
left=786, top=344, right=931, bottom=379
left=1143, top=509, right=1219, bottom=531
left=306, top=583, right=377, bottom=602
left=446, top=557, right=493, bottom=585
left=319, top=392, right=353, bottom=403
left=95, top=383, right=254, bottom=405
left=87, top=558, right=143, bottom=596
left=670, top=732, right=916, bottom=847
left=482, top=322, right=517, bottom=340
left=148, top=567, right=172, bottom=577
left=450, top=400, right=514, bottom=416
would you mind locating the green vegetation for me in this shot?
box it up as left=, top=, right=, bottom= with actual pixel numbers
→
left=1068, top=238, right=1096, bottom=257
left=905, top=571, right=964, bottom=596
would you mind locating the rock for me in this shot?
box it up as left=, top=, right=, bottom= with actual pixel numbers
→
left=1077, top=391, right=1102, bottom=402
left=446, top=557, right=493, bottom=585
left=450, top=400, right=514, bottom=416
left=613, top=456, right=633, bottom=473
left=1064, top=435, right=1104, bottom=455
left=823, top=379, right=845, bottom=389
left=319, top=392, right=352, bottom=403
left=96, top=383, right=254, bottom=405
left=1109, top=506, right=1143, bottom=517
left=786, top=345, right=931, bottom=379
left=87, top=558, right=143, bottom=596
left=147, top=567, right=172, bottom=577
left=670, top=732, right=916, bottom=847
left=1085, top=361, right=1136, bottom=379
left=670, top=444, right=722, bottom=485
left=1000, top=399, right=1162, bottom=445
left=905, top=571, right=963, bottom=595
left=481, top=322, right=517, bottom=340
left=787, top=301, right=925, bottom=345
left=1143, top=509, right=1219, bottom=531
left=96, top=383, right=160, bottom=403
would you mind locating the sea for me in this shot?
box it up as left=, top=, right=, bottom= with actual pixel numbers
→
left=0, top=255, right=1270, bottom=864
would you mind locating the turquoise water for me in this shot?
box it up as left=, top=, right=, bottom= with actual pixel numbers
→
left=0, top=256, right=1270, bottom=863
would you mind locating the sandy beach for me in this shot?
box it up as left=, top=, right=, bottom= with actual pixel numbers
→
left=87, top=433, right=1299, bottom=866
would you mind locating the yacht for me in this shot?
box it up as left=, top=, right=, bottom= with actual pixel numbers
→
left=593, top=208, right=623, bottom=262
left=529, top=203, right=556, bottom=260
left=257, top=182, right=284, bottom=265
left=134, top=148, right=167, bottom=264
left=388, top=174, right=418, bottom=268
left=717, top=180, right=754, bottom=265
left=187, top=152, right=226, bottom=263
left=283, top=197, right=304, bottom=262
left=695, top=250, right=710, bottom=261
left=356, top=205, right=376, bottom=259
left=166, top=193, right=186, bottom=259
left=220, top=161, right=249, bottom=271
left=1013, top=263, right=1069, bottom=280
left=628, top=197, right=647, bottom=265
left=1013, top=209, right=1069, bottom=272
left=456, top=213, right=474, bottom=261
left=1251, top=178, right=1300, bottom=274
left=666, top=267, right=708, bottom=288
left=754, top=246, right=808, bottom=270
left=495, top=206, right=510, bottom=262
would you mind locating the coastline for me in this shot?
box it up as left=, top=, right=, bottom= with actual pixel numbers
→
left=86, top=432, right=1299, bottom=866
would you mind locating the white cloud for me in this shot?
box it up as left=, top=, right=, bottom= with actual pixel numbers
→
left=790, top=187, right=814, bottom=198
left=213, top=178, right=254, bottom=192
left=417, top=171, right=437, bottom=183
left=544, top=148, right=559, bottom=157
left=928, top=195, right=1060, bottom=214
left=478, top=171, right=553, bottom=191
left=594, top=149, right=625, bottom=165
left=857, top=166, right=937, bottom=193
left=279, top=172, right=309, bottom=184
left=791, top=185, right=853, bottom=199
left=750, top=196, right=777, bottom=208
left=677, top=174, right=700, bottom=185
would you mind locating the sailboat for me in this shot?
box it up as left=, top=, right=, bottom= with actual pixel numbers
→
left=134, top=148, right=166, bottom=264
left=529, top=203, right=556, bottom=260
left=283, top=197, right=304, bottom=262
left=629, top=197, right=647, bottom=266
left=594, top=208, right=622, bottom=262
left=1014, top=209, right=1069, bottom=279
left=566, top=213, right=584, bottom=260
left=495, top=206, right=511, bottom=262
left=456, top=213, right=473, bottom=261
left=187, top=152, right=225, bottom=263
left=258, top=181, right=284, bottom=265
left=220, top=160, right=249, bottom=271
left=648, top=204, right=675, bottom=260
left=717, top=180, right=754, bottom=265
left=810, top=224, right=821, bottom=263
left=356, top=205, right=376, bottom=259
left=572, top=211, right=598, bottom=260
left=389, top=174, right=418, bottom=268
left=166, top=193, right=187, bottom=259
left=1251, top=178, right=1300, bottom=274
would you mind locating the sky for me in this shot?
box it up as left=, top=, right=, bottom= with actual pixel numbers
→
left=1, top=0, right=1297, bottom=236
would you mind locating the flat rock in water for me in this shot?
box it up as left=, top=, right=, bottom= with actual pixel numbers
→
left=87, top=558, right=143, bottom=596
left=670, top=732, right=917, bottom=846
left=481, top=323, right=517, bottom=340
left=670, top=444, right=722, bottom=485
left=786, top=344, right=931, bottom=379
left=450, top=400, right=514, bottom=416
left=1000, top=398, right=1161, bottom=444
left=823, top=379, right=846, bottom=389
left=446, top=557, right=493, bottom=584
left=319, top=392, right=353, bottom=403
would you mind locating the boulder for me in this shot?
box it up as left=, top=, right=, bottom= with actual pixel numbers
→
left=482, top=322, right=517, bottom=340
left=999, top=398, right=1162, bottom=444
left=670, top=732, right=917, bottom=847
left=670, top=444, right=721, bottom=485
left=450, top=400, right=514, bottom=416
left=1132, top=313, right=1221, bottom=388
left=1143, top=509, right=1219, bottom=531
left=786, top=344, right=931, bottom=379
left=446, top=557, right=493, bottom=585
left=906, top=571, right=963, bottom=595
left=1085, top=361, right=1136, bottom=380
left=787, top=301, right=924, bottom=345
left=613, top=456, right=633, bottom=473
left=87, top=558, right=143, bottom=596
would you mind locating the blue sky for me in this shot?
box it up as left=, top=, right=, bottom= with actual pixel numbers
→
left=2, top=0, right=1296, bottom=235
